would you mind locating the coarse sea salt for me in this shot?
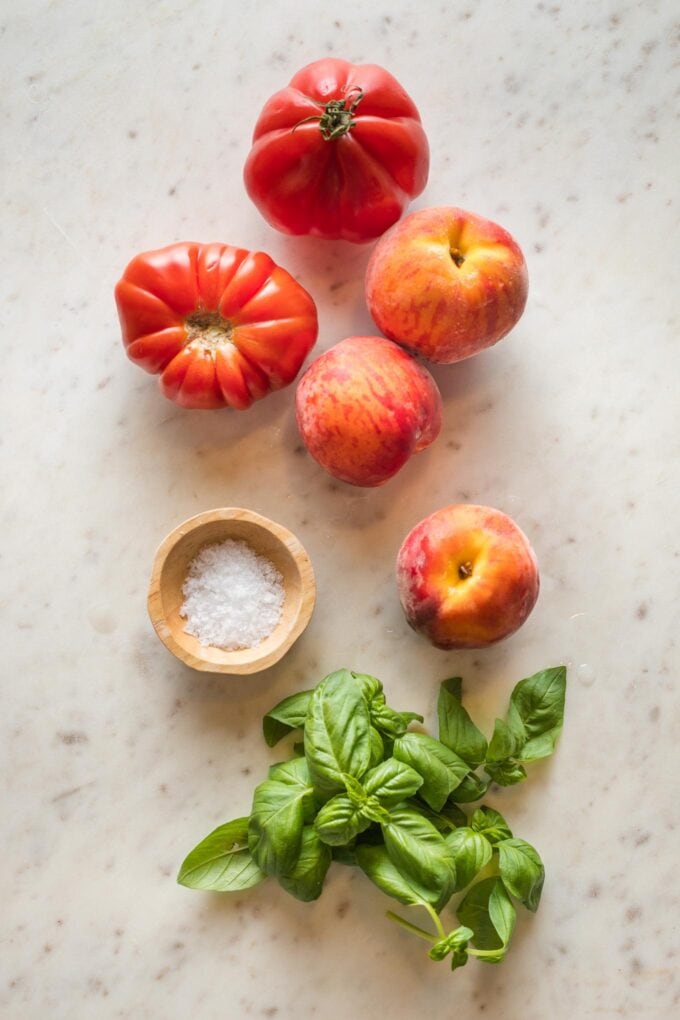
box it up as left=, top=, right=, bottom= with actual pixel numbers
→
left=180, top=539, right=284, bottom=650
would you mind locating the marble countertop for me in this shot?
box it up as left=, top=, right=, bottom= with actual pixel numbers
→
left=3, top=1, right=678, bottom=1017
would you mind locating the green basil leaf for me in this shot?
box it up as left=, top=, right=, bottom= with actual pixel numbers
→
left=248, top=777, right=314, bottom=876
left=369, top=726, right=385, bottom=769
left=278, top=826, right=331, bottom=902
left=332, top=844, right=358, bottom=866
left=470, top=806, right=513, bottom=845
left=518, top=733, right=561, bottom=763
left=304, top=670, right=371, bottom=800
left=488, top=879, right=516, bottom=945
left=416, top=799, right=468, bottom=832
left=450, top=945, right=471, bottom=971
left=381, top=736, right=396, bottom=760
left=349, top=670, right=384, bottom=704
left=267, top=755, right=312, bottom=787
left=399, top=710, right=425, bottom=727
left=292, top=742, right=305, bottom=758
left=262, top=689, right=313, bottom=747
left=393, top=732, right=470, bottom=812
left=356, top=844, right=445, bottom=909
left=497, top=838, right=545, bottom=911
left=486, top=718, right=520, bottom=764
left=382, top=807, right=457, bottom=909
left=445, top=827, right=493, bottom=891
left=449, top=772, right=489, bottom=803
left=484, top=761, right=527, bottom=787
left=370, top=703, right=411, bottom=739
left=314, top=794, right=371, bottom=846
left=361, top=797, right=392, bottom=825
left=429, top=925, right=474, bottom=969
left=342, top=773, right=367, bottom=806
left=177, top=818, right=265, bottom=892
left=458, top=877, right=516, bottom=959
left=363, top=758, right=423, bottom=807
left=437, top=678, right=488, bottom=767
left=506, top=667, right=567, bottom=761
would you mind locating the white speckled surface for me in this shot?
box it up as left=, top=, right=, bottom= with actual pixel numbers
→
left=2, top=1, right=679, bottom=1017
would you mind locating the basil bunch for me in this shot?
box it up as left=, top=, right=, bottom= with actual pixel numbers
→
left=178, top=666, right=566, bottom=973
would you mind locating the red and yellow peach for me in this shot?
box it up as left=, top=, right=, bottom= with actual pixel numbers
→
left=295, top=335, right=442, bottom=487
left=366, top=206, right=528, bottom=364
left=396, top=504, right=539, bottom=649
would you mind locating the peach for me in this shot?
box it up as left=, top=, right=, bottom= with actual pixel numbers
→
left=295, top=336, right=442, bottom=487
left=366, top=206, right=528, bottom=364
left=396, top=504, right=539, bottom=649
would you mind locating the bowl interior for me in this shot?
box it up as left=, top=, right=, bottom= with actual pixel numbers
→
left=158, top=517, right=306, bottom=671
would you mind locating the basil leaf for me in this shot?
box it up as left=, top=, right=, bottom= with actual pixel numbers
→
left=437, top=678, right=488, bottom=767
left=382, top=807, right=457, bottom=909
left=369, top=726, right=385, bottom=769
left=263, top=689, right=313, bottom=747
left=177, top=818, right=265, bottom=892
left=393, top=732, right=470, bottom=811
left=361, top=797, right=392, bottom=825
left=304, top=670, right=371, bottom=800
left=497, top=838, right=545, bottom=911
left=484, top=718, right=526, bottom=785
left=349, top=672, right=423, bottom=741
left=342, top=773, right=367, bottom=805
left=449, top=772, right=490, bottom=803
left=450, top=943, right=471, bottom=971
left=507, top=667, right=567, bottom=762
left=429, top=925, right=474, bottom=970
left=278, top=826, right=331, bottom=902
left=488, top=878, right=516, bottom=947
left=518, top=733, right=562, bottom=763
left=445, top=827, right=493, bottom=891
left=370, top=703, right=411, bottom=739
left=486, top=718, right=520, bottom=763
left=314, top=794, right=370, bottom=846
left=248, top=777, right=314, bottom=876
left=268, top=755, right=312, bottom=787
left=399, top=710, right=425, bottom=727
left=458, top=877, right=516, bottom=959
left=483, top=669, right=566, bottom=785
left=349, top=670, right=384, bottom=703
left=369, top=704, right=425, bottom=740
left=356, top=844, right=446, bottom=909
left=416, top=799, right=468, bottom=832
left=363, top=758, right=423, bottom=807
left=332, top=844, right=358, bottom=867
left=484, top=761, right=527, bottom=787
left=470, top=806, right=513, bottom=845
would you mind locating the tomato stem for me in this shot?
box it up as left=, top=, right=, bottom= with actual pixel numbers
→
left=292, top=86, right=365, bottom=141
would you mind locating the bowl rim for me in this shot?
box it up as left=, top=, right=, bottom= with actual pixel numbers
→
left=147, top=507, right=316, bottom=674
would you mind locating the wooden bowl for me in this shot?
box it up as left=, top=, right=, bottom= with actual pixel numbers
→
left=147, top=508, right=316, bottom=674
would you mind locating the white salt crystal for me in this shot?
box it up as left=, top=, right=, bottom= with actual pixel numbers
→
left=180, top=539, right=284, bottom=650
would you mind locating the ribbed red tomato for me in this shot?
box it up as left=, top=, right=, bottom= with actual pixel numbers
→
left=115, top=242, right=318, bottom=410
left=244, top=58, right=429, bottom=243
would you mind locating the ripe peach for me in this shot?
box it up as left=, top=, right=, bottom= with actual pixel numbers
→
left=366, top=206, right=528, bottom=364
left=295, top=336, right=442, bottom=487
left=396, top=504, right=539, bottom=649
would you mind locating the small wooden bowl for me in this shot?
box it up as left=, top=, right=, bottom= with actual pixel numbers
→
left=147, top=508, right=316, bottom=674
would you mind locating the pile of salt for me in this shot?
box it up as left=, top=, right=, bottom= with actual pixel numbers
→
left=180, top=539, right=284, bottom=650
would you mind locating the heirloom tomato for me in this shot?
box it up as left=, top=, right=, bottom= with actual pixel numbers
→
left=243, top=58, right=429, bottom=243
left=115, top=242, right=318, bottom=410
